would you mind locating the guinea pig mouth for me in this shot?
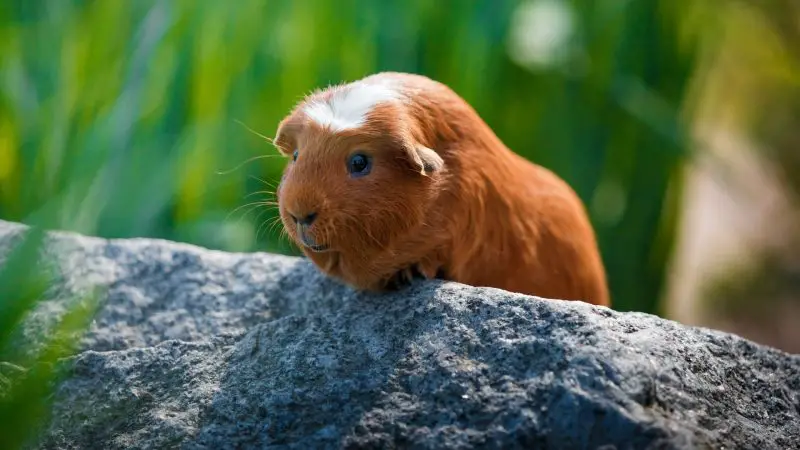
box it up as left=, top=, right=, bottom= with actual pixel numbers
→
left=301, top=239, right=329, bottom=252
left=296, top=226, right=329, bottom=252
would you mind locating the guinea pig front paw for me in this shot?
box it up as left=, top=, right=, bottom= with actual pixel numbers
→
left=385, top=264, right=427, bottom=291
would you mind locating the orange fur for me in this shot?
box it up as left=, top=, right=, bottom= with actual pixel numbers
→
left=272, top=72, right=611, bottom=307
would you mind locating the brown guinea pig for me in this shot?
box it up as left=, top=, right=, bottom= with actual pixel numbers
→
left=272, top=71, right=610, bottom=307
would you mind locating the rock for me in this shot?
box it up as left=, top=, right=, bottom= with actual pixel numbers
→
left=0, top=219, right=798, bottom=449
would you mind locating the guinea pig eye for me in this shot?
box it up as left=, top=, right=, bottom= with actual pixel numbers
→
left=348, top=153, right=371, bottom=177
left=292, top=150, right=298, bottom=162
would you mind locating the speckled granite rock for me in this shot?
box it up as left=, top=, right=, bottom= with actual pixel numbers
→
left=0, top=219, right=798, bottom=450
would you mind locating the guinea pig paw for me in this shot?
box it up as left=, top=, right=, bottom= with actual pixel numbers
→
left=415, top=263, right=442, bottom=280
left=398, top=267, right=416, bottom=286
left=409, top=264, right=428, bottom=280
left=385, top=266, right=423, bottom=291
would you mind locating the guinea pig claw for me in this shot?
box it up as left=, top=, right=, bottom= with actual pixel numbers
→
left=398, top=267, right=415, bottom=286
left=385, top=265, right=426, bottom=291
left=409, top=264, right=427, bottom=280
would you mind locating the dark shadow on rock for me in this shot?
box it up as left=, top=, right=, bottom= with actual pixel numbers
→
left=186, top=275, right=443, bottom=449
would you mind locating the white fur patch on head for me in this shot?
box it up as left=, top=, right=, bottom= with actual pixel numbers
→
left=303, top=80, right=403, bottom=132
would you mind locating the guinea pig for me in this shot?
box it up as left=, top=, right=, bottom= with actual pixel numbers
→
left=272, top=71, right=610, bottom=307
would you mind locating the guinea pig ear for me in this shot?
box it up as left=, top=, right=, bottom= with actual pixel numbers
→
left=406, top=143, right=444, bottom=176
left=272, top=114, right=304, bottom=156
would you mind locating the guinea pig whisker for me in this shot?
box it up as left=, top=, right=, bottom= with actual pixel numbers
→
left=233, top=118, right=279, bottom=147
left=224, top=204, right=262, bottom=225
left=274, top=219, right=295, bottom=248
left=364, top=227, right=385, bottom=251
left=253, top=174, right=278, bottom=187
left=243, top=190, right=277, bottom=199
left=248, top=175, right=281, bottom=191
left=225, top=201, right=275, bottom=222
left=343, top=214, right=387, bottom=252
left=262, top=181, right=281, bottom=192
left=255, top=207, right=280, bottom=239
left=266, top=215, right=286, bottom=237
left=256, top=215, right=277, bottom=241
left=277, top=225, right=291, bottom=245
left=214, top=154, right=282, bottom=176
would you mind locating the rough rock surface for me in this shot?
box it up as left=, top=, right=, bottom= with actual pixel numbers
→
left=0, top=219, right=798, bottom=449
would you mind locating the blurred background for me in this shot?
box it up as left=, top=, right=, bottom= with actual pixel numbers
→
left=1, top=0, right=798, bottom=353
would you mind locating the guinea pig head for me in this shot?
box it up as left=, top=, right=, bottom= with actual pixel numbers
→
left=272, top=91, right=446, bottom=275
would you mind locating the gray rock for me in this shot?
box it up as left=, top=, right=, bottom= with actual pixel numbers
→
left=0, top=219, right=798, bottom=449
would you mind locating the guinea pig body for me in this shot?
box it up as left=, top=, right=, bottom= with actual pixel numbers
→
left=273, top=72, right=610, bottom=307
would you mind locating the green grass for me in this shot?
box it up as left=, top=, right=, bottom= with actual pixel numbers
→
left=0, top=0, right=708, bottom=313
left=0, top=226, right=102, bottom=449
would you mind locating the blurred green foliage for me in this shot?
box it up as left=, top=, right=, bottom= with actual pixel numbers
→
left=680, top=0, right=800, bottom=352
left=0, top=227, right=101, bottom=449
left=0, top=0, right=708, bottom=316
left=0, top=0, right=708, bottom=317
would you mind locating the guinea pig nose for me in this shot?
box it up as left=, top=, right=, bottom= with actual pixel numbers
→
left=291, top=212, right=317, bottom=226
